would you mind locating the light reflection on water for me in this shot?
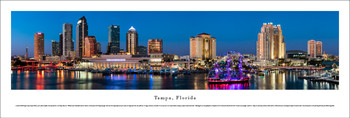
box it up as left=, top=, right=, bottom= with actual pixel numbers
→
left=11, top=70, right=338, bottom=90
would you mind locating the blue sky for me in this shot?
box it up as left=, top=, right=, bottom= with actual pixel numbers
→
left=11, top=11, right=339, bottom=57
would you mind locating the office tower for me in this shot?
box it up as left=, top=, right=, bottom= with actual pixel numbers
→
left=59, top=33, right=63, bottom=56
left=256, top=22, right=286, bottom=61
left=316, top=41, right=323, bottom=57
left=52, top=40, right=60, bottom=56
left=190, top=33, right=216, bottom=60
left=126, top=26, right=138, bottom=55
left=34, top=32, right=44, bottom=61
left=71, top=40, right=74, bottom=51
left=137, top=45, right=147, bottom=55
left=76, top=16, right=88, bottom=59
left=84, top=36, right=96, bottom=58
left=307, top=40, right=316, bottom=58
left=148, top=39, right=163, bottom=54
left=63, top=23, right=73, bottom=57
left=96, top=42, right=101, bottom=54
left=107, top=25, right=120, bottom=54
left=25, top=47, right=28, bottom=59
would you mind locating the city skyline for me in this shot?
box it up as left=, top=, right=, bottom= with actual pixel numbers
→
left=11, top=11, right=339, bottom=57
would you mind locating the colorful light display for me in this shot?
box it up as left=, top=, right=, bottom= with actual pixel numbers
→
left=207, top=51, right=256, bottom=83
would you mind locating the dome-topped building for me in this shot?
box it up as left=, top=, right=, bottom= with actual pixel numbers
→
left=126, top=26, right=138, bottom=55
left=128, top=26, right=136, bottom=32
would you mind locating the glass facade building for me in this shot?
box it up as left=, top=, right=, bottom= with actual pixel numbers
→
left=63, top=23, right=73, bottom=57
left=107, top=25, right=120, bottom=54
left=76, top=16, right=88, bottom=59
left=52, top=40, right=60, bottom=56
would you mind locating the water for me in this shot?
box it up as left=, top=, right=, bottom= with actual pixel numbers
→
left=11, top=70, right=339, bottom=90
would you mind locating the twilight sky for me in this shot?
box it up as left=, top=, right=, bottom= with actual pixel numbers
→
left=11, top=11, right=339, bottom=57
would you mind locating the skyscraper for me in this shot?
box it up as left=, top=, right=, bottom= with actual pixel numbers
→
left=59, top=33, right=63, bottom=56
left=148, top=39, right=163, bottom=54
left=256, top=22, right=286, bottom=61
left=138, top=45, right=148, bottom=56
left=126, top=26, right=138, bottom=55
left=84, top=36, right=96, bottom=58
left=190, top=33, right=216, bottom=60
left=107, top=25, right=120, bottom=54
left=316, top=41, right=323, bottom=57
left=308, top=40, right=323, bottom=59
left=63, top=23, right=73, bottom=57
left=307, top=40, right=316, bottom=58
left=76, top=16, right=88, bottom=59
left=25, top=46, right=28, bottom=60
left=34, top=32, right=44, bottom=61
left=52, top=40, right=60, bottom=56
left=96, top=42, right=101, bottom=54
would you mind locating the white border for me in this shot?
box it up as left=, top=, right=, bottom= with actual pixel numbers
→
left=1, top=1, right=349, bottom=117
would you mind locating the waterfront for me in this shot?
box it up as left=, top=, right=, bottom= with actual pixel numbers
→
left=11, top=70, right=338, bottom=90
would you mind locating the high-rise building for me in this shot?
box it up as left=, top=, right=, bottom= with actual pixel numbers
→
left=307, top=40, right=316, bottom=58
left=126, top=26, right=138, bottom=55
left=59, top=33, right=63, bottom=56
left=96, top=42, right=101, bottom=54
left=190, top=33, right=216, bottom=60
left=76, top=16, right=88, bottom=59
left=25, top=46, right=28, bottom=59
left=71, top=40, right=74, bottom=51
left=52, top=40, right=60, bottom=56
left=308, top=40, right=323, bottom=58
left=137, top=45, right=147, bottom=56
left=34, top=32, right=44, bottom=61
left=148, top=39, right=163, bottom=55
left=84, top=36, right=96, bottom=58
left=107, top=25, right=120, bottom=54
left=63, top=23, right=73, bottom=57
left=316, top=41, right=323, bottom=57
left=256, top=22, right=286, bottom=61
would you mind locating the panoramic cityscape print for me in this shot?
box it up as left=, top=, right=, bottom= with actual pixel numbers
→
left=11, top=11, right=339, bottom=90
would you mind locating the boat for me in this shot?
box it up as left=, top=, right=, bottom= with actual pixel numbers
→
left=170, top=68, right=179, bottom=76
left=207, top=51, right=255, bottom=83
left=102, top=68, right=112, bottom=75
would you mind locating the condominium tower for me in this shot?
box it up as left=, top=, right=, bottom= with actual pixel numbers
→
left=308, top=40, right=323, bottom=58
left=34, top=32, right=44, bottom=61
left=316, top=41, right=323, bottom=57
left=190, top=33, right=216, bottom=60
left=256, top=22, right=286, bottom=61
